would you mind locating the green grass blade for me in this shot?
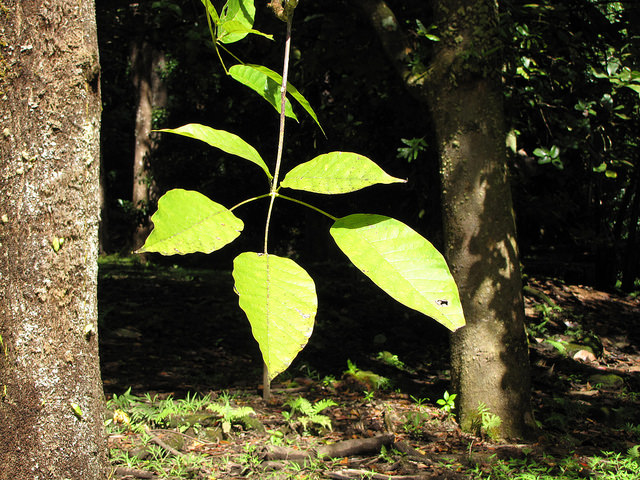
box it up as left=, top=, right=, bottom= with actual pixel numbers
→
left=138, top=189, right=244, bottom=255
left=233, top=253, right=317, bottom=380
left=157, top=123, right=272, bottom=180
left=281, top=152, right=406, bottom=194
left=330, top=214, right=465, bottom=331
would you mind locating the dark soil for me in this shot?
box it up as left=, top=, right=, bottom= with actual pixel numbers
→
left=99, top=259, right=640, bottom=479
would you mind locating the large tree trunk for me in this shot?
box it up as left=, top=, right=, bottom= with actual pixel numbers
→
left=354, top=0, right=535, bottom=439
left=433, top=80, right=534, bottom=439
left=131, top=41, right=166, bottom=255
left=425, top=0, right=534, bottom=439
left=0, top=1, right=107, bottom=478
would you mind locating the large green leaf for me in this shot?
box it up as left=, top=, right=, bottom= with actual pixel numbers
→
left=248, top=64, right=325, bottom=136
left=281, top=152, right=406, bottom=194
left=218, top=0, right=255, bottom=44
left=157, top=124, right=272, bottom=180
left=217, top=21, right=273, bottom=43
left=232, top=252, right=317, bottom=380
left=229, top=65, right=298, bottom=121
left=330, top=214, right=465, bottom=331
left=138, top=189, right=244, bottom=255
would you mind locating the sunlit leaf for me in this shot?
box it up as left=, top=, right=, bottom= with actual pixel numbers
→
left=217, top=21, right=273, bottom=43
left=229, top=64, right=298, bottom=121
left=200, top=0, right=219, bottom=23
left=233, top=252, right=317, bottom=380
left=624, top=83, right=640, bottom=95
left=218, top=0, right=255, bottom=43
left=157, top=123, right=271, bottom=179
left=138, top=189, right=244, bottom=255
left=281, top=152, right=406, bottom=194
left=248, top=64, right=325, bottom=136
left=330, top=214, right=465, bottom=331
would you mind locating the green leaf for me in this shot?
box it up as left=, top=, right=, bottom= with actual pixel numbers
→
left=250, top=64, right=325, bottom=136
left=229, top=65, right=298, bottom=121
left=532, top=147, right=547, bottom=157
left=624, top=83, right=640, bottom=95
left=70, top=402, right=83, bottom=419
left=157, top=124, right=272, bottom=180
left=593, top=162, right=607, bottom=173
left=217, top=21, right=273, bottom=43
left=330, top=214, right=465, bottom=331
left=218, top=0, right=255, bottom=43
left=138, top=189, right=244, bottom=255
left=281, top=152, right=406, bottom=194
left=233, top=252, right=317, bottom=380
left=200, top=0, right=219, bottom=23
left=229, top=64, right=325, bottom=135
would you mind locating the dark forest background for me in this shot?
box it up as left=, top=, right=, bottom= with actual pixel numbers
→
left=96, top=0, right=640, bottom=292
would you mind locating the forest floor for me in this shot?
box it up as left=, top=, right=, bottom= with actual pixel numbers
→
left=98, top=256, right=640, bottom=479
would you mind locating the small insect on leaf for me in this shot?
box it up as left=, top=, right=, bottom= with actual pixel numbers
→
left=71, top=402, right=83, bottom=419
left=435, top=299, right=449, bottom=306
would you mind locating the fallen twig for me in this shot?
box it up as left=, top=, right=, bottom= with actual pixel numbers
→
left=392, top=440, right=436, bottom=465
left=113, top=466, right=157, bottom=479
left=145, top=427, right=184, bottom=457
left=262, top=434, right=395, bottom=461
left=327, top=469, right=422, bottom=480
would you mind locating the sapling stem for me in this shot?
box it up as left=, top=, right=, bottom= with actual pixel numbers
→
left=263, top=15, right=293, bottom=255
left=261, top=10, right=295, bottom=402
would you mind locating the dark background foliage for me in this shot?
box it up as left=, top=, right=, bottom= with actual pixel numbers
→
left=97, top=0, right=640, bottom=291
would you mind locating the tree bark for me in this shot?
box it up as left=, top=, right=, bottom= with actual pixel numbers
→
left=353, top=0, right=535, bottom=439
left=131, top=41, right=166, bottom=255
left=0, top=1, right=108, bottom=478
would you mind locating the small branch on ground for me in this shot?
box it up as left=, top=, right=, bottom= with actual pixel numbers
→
left=327, top=469, right=422, bottom=480
left=113, top=466, right=158, bottom=479
left=145, top=427, right=184, bottom=457
left=262, top=433, right=395, bottom=461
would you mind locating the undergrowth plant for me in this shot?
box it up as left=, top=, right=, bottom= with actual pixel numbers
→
left=472, top=402, right=503, bottom=441
left=138, top=0, right=465, bottom=399
left=436, top=390, right=457, bottom=417
left=206, top=396, right=256, bottom=434
left=283, top=396, right=337, bottom=433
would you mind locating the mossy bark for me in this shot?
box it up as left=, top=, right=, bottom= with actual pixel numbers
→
left=0, top=1, right=108, bottom=478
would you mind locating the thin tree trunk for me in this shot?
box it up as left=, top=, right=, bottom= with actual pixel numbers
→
left=131, top=41, right=166, bottom=255
left=0, top=1, right=108, bottom=478
left=621, top=167, right=640, bottom=291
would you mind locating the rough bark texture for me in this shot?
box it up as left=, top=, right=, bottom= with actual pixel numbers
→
left=131, top=41, right=166, bottom=254
left=0, top=1, right=107, bottom=478
left=425, top=0, right=534, bottom=439
left=354, top=0, right=535, bottom=439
